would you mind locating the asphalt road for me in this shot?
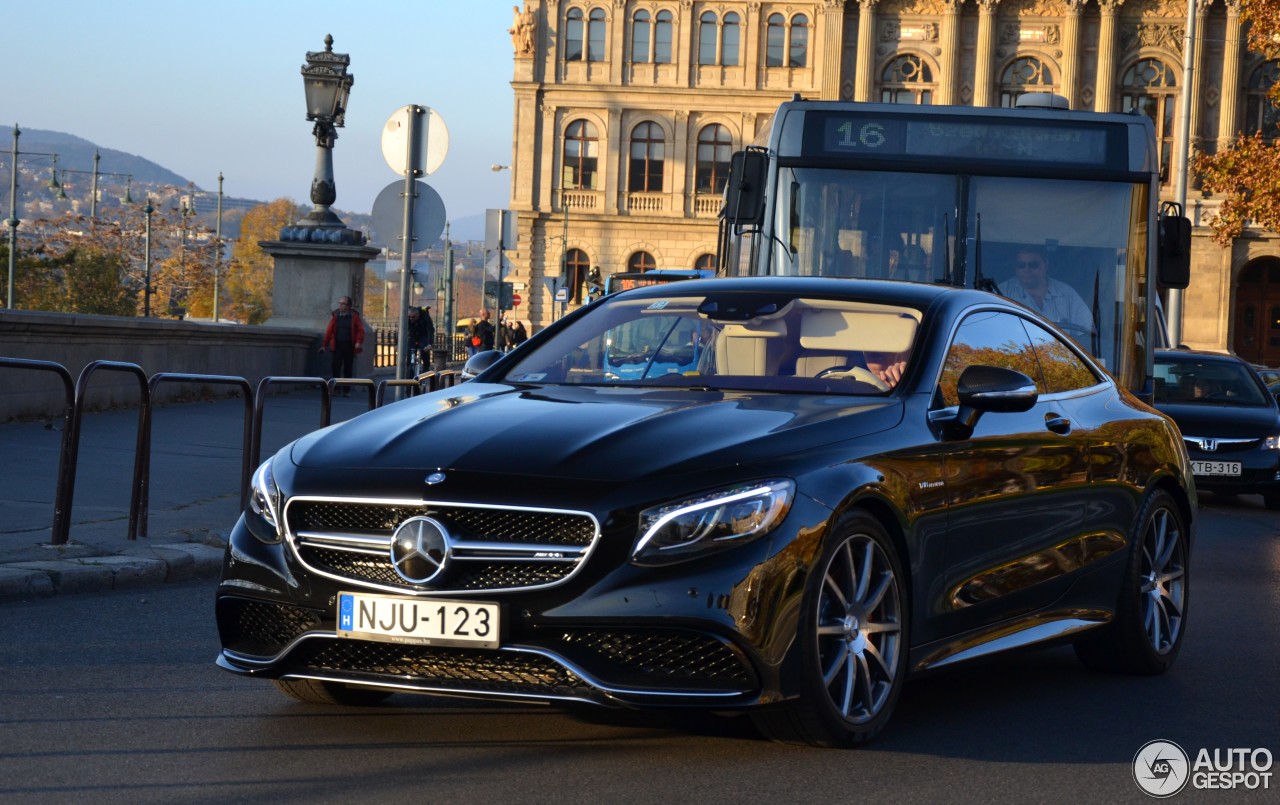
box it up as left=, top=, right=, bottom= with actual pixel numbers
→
left=1, top=498, right=1276, bottom=804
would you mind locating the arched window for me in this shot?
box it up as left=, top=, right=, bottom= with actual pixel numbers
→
left=1121, top=59, right=1177, bottom=182
left=563, top=120, right=599, bottom=190
left=628, top=251, right=657, bottom=272
left=999, top=56, right=1056, bottom=107
left=789, top=14, right=809, bottom=68
left=723, top=13, right=740, bottom=67
left=565, top=8, right=585, bottom=62
left=766, top=13, right=786, bottom=67
left=1246, top=61, right=1280, bottom=139
left=631, top=10, right=651, bottom=63
left=696, top=124, right=733, bottom=194
left=654, top=10, right=673, bottom=64
left=694, top=253, right=717, bottom=272
left=629, top=122, right=664, bottom=192
left=699, top=11, right=718, bottom=65
left=565, top=248, right=590, bottom=303
left=881, top=54, right=934, bottom=105
left=587, top=8, right=606, bottom=62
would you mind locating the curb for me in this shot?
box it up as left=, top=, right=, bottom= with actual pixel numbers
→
left=0, top=542, right=225, bottom=603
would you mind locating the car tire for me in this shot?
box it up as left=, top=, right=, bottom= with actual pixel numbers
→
left=752, top=511, right=908, bottom=747
left=273, top=678, right=394, bottom=706
left=1074, top=488, right=1188, bottom=675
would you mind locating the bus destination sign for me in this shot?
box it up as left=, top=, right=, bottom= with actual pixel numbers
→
left=808, top=111, right=1122, bottom=168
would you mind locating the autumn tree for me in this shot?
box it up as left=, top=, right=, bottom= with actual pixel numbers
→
left=222, top=198, right=303, bottom=324
left=7, top=212, right=141, bottom=315
left=1194, top=0, right=1280, bottom=242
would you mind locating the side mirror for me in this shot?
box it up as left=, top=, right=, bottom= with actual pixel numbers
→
left=721, top=148, right=768, bottom=228
left=1158, top=203, right=1192, bottom=290
left=946, top=365, right=1039, bottom=438
left=460, top=350, right=505, bottom=382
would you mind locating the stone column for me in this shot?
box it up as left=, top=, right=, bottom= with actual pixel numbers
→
left=1095, top=0, right=1125, bottom=112
left=1218, top=0, right=1243, bottom=149
left=819, top=0, right=849, bottom=99
left=974, top=0, right=1000, bottom=107
left=1189, top=0, right=1210, bottom=152
left=1060, top=0, right=1084, bottom=107
left=937, top=0, right=962, bottom=105
left=854, top=0, right=878, bottom=102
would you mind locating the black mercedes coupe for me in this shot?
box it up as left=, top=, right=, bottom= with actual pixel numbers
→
left=216, top=277, right=1194, bottom=747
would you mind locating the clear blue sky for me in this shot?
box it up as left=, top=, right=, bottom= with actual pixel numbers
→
left=4, top=0, right=516, bottom=222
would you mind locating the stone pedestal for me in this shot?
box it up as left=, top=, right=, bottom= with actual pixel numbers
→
left=260, top=238, right=382, bottom=378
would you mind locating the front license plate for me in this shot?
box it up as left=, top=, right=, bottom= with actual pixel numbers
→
left=337, top=592, right=500, bottom=648
left=1191, top=460, right=1242, bottom=477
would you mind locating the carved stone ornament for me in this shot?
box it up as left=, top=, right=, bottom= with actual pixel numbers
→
left=881, top=0, right=947, bottom=15
left=882, top=21, right=940, bottom=42
left=1120, top=22, right=1185, bottom=54
left=508, top=3, right=537, bottom=57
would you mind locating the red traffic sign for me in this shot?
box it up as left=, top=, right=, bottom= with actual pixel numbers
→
left=512, top=293, right=522, bottom=307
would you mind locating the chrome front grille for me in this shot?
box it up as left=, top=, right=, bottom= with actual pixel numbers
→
left=284, top=497, right=600, bottom=595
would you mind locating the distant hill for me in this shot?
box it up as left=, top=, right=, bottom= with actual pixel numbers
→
left=16, top=128, right=191, bottom=188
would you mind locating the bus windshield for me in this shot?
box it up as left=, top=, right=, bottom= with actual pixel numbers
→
left=769, top=166, right=1149, bottom=383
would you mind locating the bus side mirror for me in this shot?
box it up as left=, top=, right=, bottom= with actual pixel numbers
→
left=721, top=148, right=768, bottom=228
left=1158, top=208, right=1191, bottom=290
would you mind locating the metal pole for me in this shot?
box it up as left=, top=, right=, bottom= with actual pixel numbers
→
left=214, top=172, right=223, bottom=322
left=7, top=125, right=19, bottom=310
left=445, top=221, right=455, bottom=362
left=143, top=198, right=153, bottom=317
left=396, top=106, right=423, bottom=381
left=90, top=150, right=100, bottom=220
left=1168, top=0, right=1198, bottom=348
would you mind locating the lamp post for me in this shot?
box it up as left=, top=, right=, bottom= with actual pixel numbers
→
left=4, top=124, right=60, bottom=309
left=143, top=197, right=154, bottom=317
left=299, top=34, right=354, bottom=230
left=214, top=172, right=223, bottom=322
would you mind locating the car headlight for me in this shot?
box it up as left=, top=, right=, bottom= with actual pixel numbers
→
left=632, top=479, right=794, bottom=565
left=248, top=458, right=282, bottom=541
left=1266, top=434, right=1280, bottom=451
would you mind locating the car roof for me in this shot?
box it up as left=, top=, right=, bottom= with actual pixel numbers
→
left=611, top=276, right=990, bottom=310
left=1155, top=349, right=1250, bottom=365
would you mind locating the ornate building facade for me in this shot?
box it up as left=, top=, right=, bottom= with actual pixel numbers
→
left=503, top=0, right=1280, bottom=365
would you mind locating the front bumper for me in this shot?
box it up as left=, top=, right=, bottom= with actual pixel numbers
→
left=215, top=493, right=829, bottom=708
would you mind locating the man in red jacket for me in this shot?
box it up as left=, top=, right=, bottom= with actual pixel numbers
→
left=321, top=296, right=364, bottom=395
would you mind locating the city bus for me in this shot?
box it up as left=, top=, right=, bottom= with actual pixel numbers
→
left=605, top=268, right=717, bottom=295
left=718, top=94, right=1190, bottom=399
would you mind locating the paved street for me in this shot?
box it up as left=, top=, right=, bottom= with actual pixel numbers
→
left=0, top=499, right=1275, bottom=803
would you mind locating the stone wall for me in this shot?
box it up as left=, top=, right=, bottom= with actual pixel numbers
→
left=0, top=310, right=330, bottom=421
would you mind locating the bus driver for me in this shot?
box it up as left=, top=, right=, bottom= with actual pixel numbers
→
left=997, top=246, right=1094, bottom=336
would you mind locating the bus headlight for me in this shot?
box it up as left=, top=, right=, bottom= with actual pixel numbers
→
left=632, top=480, right=794, bottom=565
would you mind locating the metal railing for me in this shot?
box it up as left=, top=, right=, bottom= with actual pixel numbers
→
left=1, top=357, right=462, bottom=545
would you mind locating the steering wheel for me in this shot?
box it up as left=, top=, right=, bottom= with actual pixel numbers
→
left=815, top=365, right=891, bottom=391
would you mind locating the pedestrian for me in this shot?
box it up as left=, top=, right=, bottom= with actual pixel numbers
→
left=321, top=296, right=364, bottom=395
left=476, top=309, right=496, bottom=352
left=406, top=306, right=427, bottom=374
left=510, top=320, right=528, bottom=348
left=465, top=318, right=481, bottom=357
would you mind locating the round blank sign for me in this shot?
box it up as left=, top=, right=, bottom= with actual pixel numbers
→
left=381, top=105, right=449, bottom=176
left=371, top=180, right=447, bottom=253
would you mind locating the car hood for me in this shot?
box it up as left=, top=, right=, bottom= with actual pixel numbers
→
left=1154, top=401, right=1280, bottom=439
left=290, top=383, right=901, bottom=482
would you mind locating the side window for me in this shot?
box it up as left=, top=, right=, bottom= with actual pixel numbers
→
left=1021, top=318, right=1100, bottom=393
left=939, top=310, right=1043, bottom=406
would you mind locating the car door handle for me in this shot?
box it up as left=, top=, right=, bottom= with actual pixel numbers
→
left=1045, top=414, right=1072, bottom=434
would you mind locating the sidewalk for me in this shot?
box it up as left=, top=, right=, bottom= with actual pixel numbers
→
left=0, top=391, right=382, bottom=601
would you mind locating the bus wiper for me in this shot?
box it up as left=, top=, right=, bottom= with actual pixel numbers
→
left=973, top=213, right=998, bottom=293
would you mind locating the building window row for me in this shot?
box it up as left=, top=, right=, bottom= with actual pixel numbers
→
left=563, top=119, right=735, bottom=195
left=564, top=6, right=809, bottom=68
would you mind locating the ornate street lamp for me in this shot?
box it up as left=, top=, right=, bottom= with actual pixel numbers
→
left=285, top=34, right=360, bottom=239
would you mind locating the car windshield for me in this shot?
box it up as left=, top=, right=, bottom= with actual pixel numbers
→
left=1154, top=357, right=1271, bottom=406
left=497, top=291, right=922, bottom=394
